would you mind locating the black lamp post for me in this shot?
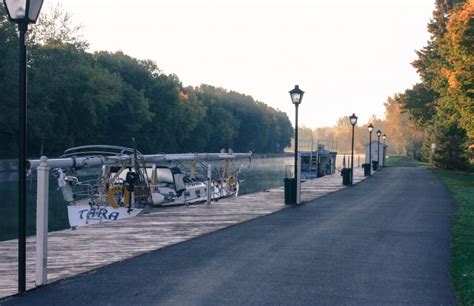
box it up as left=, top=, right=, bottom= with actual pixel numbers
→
left=289, top=85, right=304, bottom=204
left=376, top=130, right=381, bottom=170
left=349, top=113, right=357, bottom=186
left=3, top=0, right=44, bottom=294
left=367, top=123, right=373, bottom=175
left=382, top=134, right=386, bottom=167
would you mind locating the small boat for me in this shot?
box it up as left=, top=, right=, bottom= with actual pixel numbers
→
left=30, top=145, right=252, bottom=228
left=300, top=145, right=337, bottom=180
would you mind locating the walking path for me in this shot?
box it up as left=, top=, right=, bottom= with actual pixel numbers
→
left=0, top=168, right=366, bottom=299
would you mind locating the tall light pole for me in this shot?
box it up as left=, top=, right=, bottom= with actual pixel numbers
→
left=382, top=134, right=386, bottom=167
left=367, top=123, right=373, bottom=176
left=3, top=0, right=44, bottom=294
left=376, top=130, right=381, bottom=170
left=349, top=113, right=357, bottom=186
left=289, top=85, right=304, bottom=204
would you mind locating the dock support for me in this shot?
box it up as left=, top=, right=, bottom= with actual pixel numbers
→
left=207, top=165, right=212, bottom=205
left=35, top=156, right=49, bottom=286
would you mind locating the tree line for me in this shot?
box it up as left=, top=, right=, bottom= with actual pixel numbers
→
left=396, top=0, right=473, bottom=169
left=0, top=6, right=293, bottom=158
left=293, top=100, right=422, bottom=158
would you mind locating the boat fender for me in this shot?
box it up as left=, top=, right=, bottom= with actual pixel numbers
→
left=227, top=176, right=238, bottom=192
left=151, top=192, right=165, bottom=205
left=107, top=184, right=130, bottom=208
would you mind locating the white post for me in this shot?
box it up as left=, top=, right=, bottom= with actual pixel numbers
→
left=207, top=164, right=212, bottom=205
left=296, top=154, right=301, bottom=204
left=35, top=156, right=49, bottom=286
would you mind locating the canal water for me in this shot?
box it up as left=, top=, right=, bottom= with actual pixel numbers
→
left=0, top=154, right=363, bottom=242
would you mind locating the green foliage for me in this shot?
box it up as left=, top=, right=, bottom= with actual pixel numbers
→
left=432, top=117, right=469, bottom=170
left=0, top=6, right=20, bottom=157
left=401, top=0, right=473, bottom=168
left=0, top=7, right=292, bottom=157
left=400, top=84, right=439, bottom=127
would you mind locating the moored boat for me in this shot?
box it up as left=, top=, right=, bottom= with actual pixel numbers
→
left=29, top=145, right=252, bottom=228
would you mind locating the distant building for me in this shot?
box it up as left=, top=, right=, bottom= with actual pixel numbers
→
left=365, top=141, right=387, bottom=166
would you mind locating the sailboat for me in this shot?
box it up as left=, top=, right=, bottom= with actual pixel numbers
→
left=29, top=145, right=252, bottom=228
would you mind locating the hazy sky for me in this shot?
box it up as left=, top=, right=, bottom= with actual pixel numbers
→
left=48, top=0, right=434, bottom=128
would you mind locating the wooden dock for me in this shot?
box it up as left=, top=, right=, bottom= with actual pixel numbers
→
left=0, top=168, right=367, bottom=299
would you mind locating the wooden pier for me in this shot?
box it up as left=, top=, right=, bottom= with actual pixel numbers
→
left=0, top=168, right=367, bottom=299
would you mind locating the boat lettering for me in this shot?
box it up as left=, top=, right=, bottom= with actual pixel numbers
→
left=77, top=208, right=120, bottom=220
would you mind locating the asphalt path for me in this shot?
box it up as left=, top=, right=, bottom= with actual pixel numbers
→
left=1, top=166, right=457, bottom=305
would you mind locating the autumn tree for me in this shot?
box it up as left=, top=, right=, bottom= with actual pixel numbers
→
left=402, top=0, right=472, bottom=168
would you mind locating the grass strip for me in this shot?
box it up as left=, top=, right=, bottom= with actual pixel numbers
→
left=384, top=156, right=410, bottom=166
left=432, top=168, right=474, bottom=305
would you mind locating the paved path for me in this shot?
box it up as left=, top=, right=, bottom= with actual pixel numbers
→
left=1, top=167, right=456, bottom=305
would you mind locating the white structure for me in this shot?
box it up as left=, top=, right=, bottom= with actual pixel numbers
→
left=365, top=141, right=387, bottom=166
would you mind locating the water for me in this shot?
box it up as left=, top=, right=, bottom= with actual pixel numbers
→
left=0, top=156, right=293, bottom=241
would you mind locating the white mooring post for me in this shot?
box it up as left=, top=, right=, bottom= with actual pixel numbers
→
left=35, top=156, right=49, bottom=286
left=207, top=164, right=212, bottom=205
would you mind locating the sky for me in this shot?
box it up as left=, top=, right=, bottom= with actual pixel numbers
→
left=47, top=0, right=435, bottom=128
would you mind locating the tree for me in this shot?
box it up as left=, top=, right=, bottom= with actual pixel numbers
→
left=0, top=5, right=294, bottom=158
left=403, top=0, right=472, bottom=166
left=384, top=95, right=423, bottom=156
left=0, top=6, right=20, bottom=157
left=442, top=1, right=474, bottom=140
left=28, top=45, right=124, bottom=154
left=432, top=117, right=469, bottom=169
left=30, top=4, right=88, bottom=49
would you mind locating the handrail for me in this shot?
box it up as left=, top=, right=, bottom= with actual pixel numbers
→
left=28, top=146, right=252, bottom=171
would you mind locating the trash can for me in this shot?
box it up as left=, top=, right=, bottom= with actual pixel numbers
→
left=372, top=161, right=378, bottom=171
left=362, top=163, right=370, bottom=176
left=341, top=168, right=352, bottom=185
left=284, top=178, right=296, bottom=205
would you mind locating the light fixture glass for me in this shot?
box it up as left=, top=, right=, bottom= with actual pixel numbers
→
left=349, top=113, right=358, bottom=126
left=368, top=123, right=374, bottom=133
left=3, top=0, right=43, bottom=23
left=289, top=85, right=304, bottom=105
left=377, top=130, right=381, bottom=137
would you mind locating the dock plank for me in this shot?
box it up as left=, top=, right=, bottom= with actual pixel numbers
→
left=0, top=168, right=367, bottom=298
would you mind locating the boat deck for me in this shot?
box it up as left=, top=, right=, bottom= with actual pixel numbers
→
left=0, top=168, right=367, bottom=299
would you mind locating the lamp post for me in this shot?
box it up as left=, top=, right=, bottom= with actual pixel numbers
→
left=289, top=85, right=304, bottom=204
left=349, top=113, right=357, bottom=186
left=376, top=130, right=381, bottom=170
left=367, top=123, right=373, bottom=175
left=3, top=0, right=44, bottom=294
left=382, top=134, right=386, bottom=167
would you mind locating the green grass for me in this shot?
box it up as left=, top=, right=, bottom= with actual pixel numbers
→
left=384, top=156, right=414, bottom=167
left=432, top=168, right=474, bottom=305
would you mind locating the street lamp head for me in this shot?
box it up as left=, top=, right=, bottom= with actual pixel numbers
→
left=382, top=134, right=386, bottom=140
left=376, top=130, right=381, bottom=137
left=367, top=123, right=374, bottom=133
left=289, top=85, right=304, bottom=105
left=349, top=113, right=358, bottom=126
left=3, top=0, right=43, bottom=24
